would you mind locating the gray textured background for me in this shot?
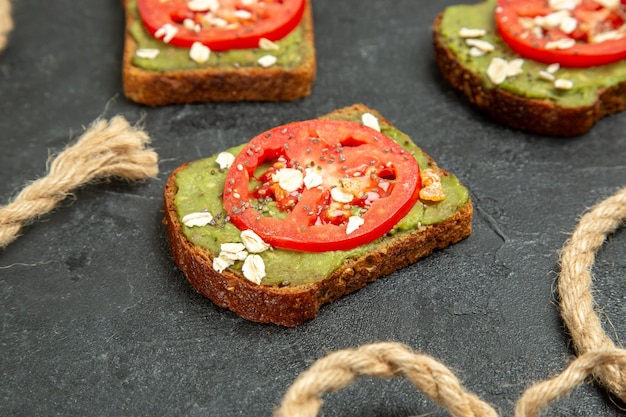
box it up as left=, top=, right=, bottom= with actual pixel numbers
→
left=1, top=1, right=625, bottom=416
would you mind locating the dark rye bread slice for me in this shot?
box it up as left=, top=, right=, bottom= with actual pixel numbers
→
left=122, top=0, right=316, bottom=106
left=163, top=105, right=473, bottom=327
left=432, top=12, right=626, bottom=137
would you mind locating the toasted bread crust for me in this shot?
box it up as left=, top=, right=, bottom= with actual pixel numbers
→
left=163, top=105, right=473, bottom=326
left=432, top=12, right=626, bottom=137
left=122, top=0, right=316, bottom=106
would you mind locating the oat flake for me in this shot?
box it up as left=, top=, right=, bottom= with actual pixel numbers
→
left=459, top=27, right=486, bottom=38
left=346, top=216, right=365, bottom=235
left=240, top=230, right=270, bottom=253
left=216, top=152, right=235, bottom=169
left=190, top=42, right=211, bottom=63
left=258, top=55, right=277, bottom=67
left=259, top=37, right=280, bottom=51
left=182, top=211, right=213, bottom=227
left=273, top=168, right=304, bottom=192
left=361, top=113, right=381, bottom=132
left=242, top=254, right=266, bottom=284
left=466, top=38, right=495, bottom=52
left=136, top=48, right=160, bottom=59
left=487, top=57, right=509, bottom=85
left=554, top=78, right=574, bottom=90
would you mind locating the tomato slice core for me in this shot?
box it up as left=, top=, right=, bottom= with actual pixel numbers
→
left=137, top=0, right=305, bottom=51
left=495, top=0, right=626, bottom=67
left=222, top=120, right=422, bottom=252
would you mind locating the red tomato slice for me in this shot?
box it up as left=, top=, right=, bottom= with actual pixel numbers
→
left=137, top=0, right=305, bottom=51
left=495, top=0, right=626, bottom=67
left=222, top=120, right=422, bottom=252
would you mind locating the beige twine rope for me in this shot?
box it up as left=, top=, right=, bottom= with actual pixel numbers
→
left=275, top=187, right=626, bottom=417
left=275, top=342, right=498, bottom=417
left=0, top=116, right=159, bottom=248
left=0, top=0, right=12, bottom=52
left=558, top=186, right=626, bottom=401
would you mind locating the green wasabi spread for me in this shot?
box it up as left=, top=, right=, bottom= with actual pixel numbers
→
left=440, top=0, right=626, bottom=108
left=173, top=112, right=470, bottom=286
left=127, top=0, right=311, bottom=72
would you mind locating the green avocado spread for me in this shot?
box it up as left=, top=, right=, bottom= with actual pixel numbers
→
left=440, top=0, right=626, bottom=108
left=173, top=112, right=470, bottom=286
left=128, top=0, right=310, bottom=72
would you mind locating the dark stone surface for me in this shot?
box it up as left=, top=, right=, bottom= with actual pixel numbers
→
left=1, top=1, right=625, bottom=416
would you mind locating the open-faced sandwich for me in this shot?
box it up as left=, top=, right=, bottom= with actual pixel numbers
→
left=122, top=0, right=316, bottom=106
left=433, top=0, right=626, bottom=136
left=163, top=104, right=473, bottom=326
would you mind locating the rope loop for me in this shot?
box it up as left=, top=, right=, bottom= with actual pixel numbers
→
left=275, top=187, right=626, bottom=417
left=558, top=187, right=626, bottom=401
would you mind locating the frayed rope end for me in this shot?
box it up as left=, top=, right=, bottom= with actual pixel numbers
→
left=0, top=115, right=160, bottom=249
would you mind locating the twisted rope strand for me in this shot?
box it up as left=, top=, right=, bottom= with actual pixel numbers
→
left=0, top=0, right=12, bottom=52
left=274, top=342, right=498, bottom=417
left=515, top=348, right=626, bottom=417
left=0, top=116, right=159, bottom=248
left=275, top=344, right=626, bottom=417
left=558, top=187, right=626, bottom=401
